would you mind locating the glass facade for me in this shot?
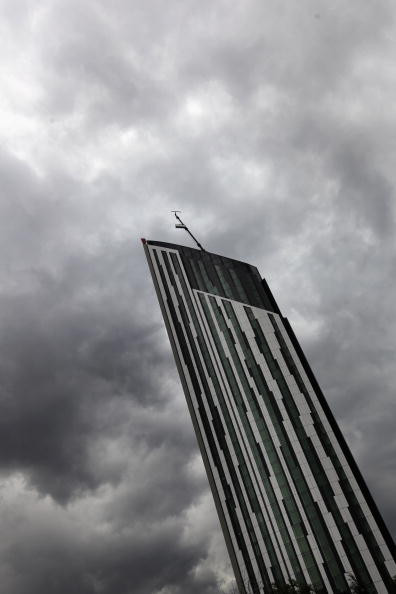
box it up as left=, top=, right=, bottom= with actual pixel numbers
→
left=143, top=240, right=396, bottom=594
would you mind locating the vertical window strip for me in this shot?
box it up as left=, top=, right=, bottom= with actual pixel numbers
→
left=247, top=306, right=376, bottom=592
left=241, top=305, right=355, bottom=592
left=214, top=264, right=233, bottom=300
left=190, top=258, right=206, bottom=293
left=178, top=250, right=200, bottom=290
left=200, top=293, right=298, bottom=587
left=254, top=322, right=372, bottom=592
left=229, top=267, right=250, bottom=304
left=225, top=265, right=246, bottom=303
left=206, top=257, right=225, bottom=294
left=268, top=312, right=395, bottom=590
left=155, top=251, right=257, bottom=591
left=194, top=294, right=279, bottom=590
left=206, top=296, right=315, bottom=588
left=221, top=299, right=339, bottom=591
left=207, top=300, right=296, bottom=585
left=223, top=302, right=332, bottom=582
left=280, top=316, right=396, bottom=577
left=197, top=259, right=218, bottom=295
left=241, top=270, right=267, bottom=310
left=166, top=252, right=265, bottom=592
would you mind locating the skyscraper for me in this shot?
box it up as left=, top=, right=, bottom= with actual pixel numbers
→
left=142, top=239, right=396, bottom=594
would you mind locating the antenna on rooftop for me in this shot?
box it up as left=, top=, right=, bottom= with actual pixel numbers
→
left=171, top=211, right=205, bottom=251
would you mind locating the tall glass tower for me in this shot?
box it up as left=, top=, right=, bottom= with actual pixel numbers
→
left=142, top=239, right=395, bottom=594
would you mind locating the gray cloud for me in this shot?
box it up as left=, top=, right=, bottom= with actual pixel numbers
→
left=0, top=0, right=396, bottom=592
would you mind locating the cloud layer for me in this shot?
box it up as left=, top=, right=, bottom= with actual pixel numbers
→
left=1, top=0, right=396, bottom=592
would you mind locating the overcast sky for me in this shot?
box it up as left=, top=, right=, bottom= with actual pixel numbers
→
left=0, top=1, right=396, bottom=593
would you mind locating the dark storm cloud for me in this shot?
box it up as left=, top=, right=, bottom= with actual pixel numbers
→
left=0, top=155, right=217, bottom=592
left=1, top=0, right=396, bottom=592
left=0, top=198, right=197, bottom=501
left=0, top=483, right=218, bottom=594
left=0, top=141, right=222, bottom=591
